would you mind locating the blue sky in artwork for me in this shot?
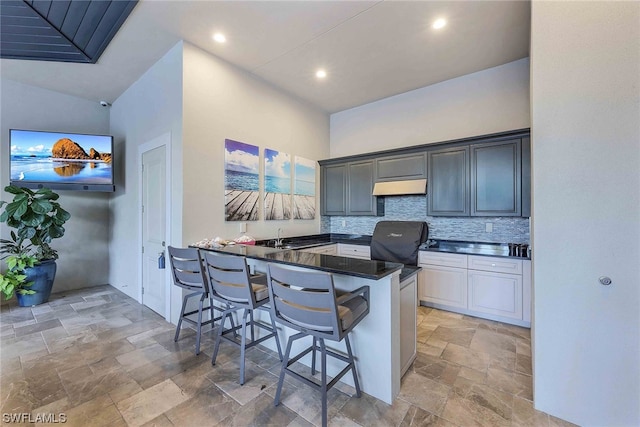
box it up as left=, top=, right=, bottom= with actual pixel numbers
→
left=265, top=148, right=291, bottom=178
left=295, top=156, right=316, bottom=182
left=225, top=139, right=259, bottom=174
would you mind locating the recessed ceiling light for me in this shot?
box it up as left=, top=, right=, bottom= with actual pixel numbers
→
left=213, top=33, right=226, bottom=43
left=432, top=18, right=447, bottom=30
left=316, top=69, right=327, bottom=79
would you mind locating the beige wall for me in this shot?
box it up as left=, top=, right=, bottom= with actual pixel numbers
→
left=108, top=42, right=328, bottom=322
left=182, top=43, right=329, bottom=244
left=531, top=2, right=640, bottom=425
left=108, top=42, right=184, bottom=309
left=0, top=79, right=110, bottom=293
left=330, top=58, right=530, bottom=157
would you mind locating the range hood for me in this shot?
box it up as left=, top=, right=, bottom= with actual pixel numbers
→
left=372, top=179, right=427, bottom=196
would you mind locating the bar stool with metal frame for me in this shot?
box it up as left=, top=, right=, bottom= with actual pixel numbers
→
left=266, top=263, right=370, bottom=427
left=201, top=250, right=283, bottom=385
left=167, top=246, right=230, bottom=355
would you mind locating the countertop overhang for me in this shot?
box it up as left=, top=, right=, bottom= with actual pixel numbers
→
left=195, top=243, right=403, bottom=280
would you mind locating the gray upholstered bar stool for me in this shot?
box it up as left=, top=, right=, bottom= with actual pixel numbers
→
left=266, top=264, right=370, bottom=427
left=168, top=246, right=227, bottom=355
left=201, top=251, right=283, bottom=385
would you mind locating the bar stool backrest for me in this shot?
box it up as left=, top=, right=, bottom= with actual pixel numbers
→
left=168, top=246, right=209, bottom=293
left=201, top=251, right=257, bottom=308
left=267, top=264, right=341, bottom=341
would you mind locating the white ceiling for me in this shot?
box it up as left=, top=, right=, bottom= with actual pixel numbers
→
left=0, top=0, right=531, bottom=114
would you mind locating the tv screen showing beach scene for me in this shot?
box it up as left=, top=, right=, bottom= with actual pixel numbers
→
left=10, top=129, right=113, bottom=189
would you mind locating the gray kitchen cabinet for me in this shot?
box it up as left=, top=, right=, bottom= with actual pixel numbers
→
left=375, top=152, right=427, bottom=182
left=321, top=164, right=347, bottom=215
left=521, top=136, right=531, bottom=217
left=399, top=273, right=417, bottom=376
left=321, top=129, right=530, bottom=217
left=321, top=160, right=381, bottom=216
left=427, top=146, right=470, bottom=216
left=471, top=139, right=521, bottom=216
left=347, top=160, right=377, bottom=215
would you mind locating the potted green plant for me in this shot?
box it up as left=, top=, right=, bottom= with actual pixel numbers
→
left=0, top=185, right=70, bottom=306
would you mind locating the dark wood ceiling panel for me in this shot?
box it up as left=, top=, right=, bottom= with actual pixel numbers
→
left=0, top=0, right=137, bottom=63
left=59, top=0, right=90, bottom=40
left=74, top=0, right=110, bottom=50
left=3, top=40, right=80, bottom=53
left=2, top=1, right=33, bottom=17
left=46, top=1, right=71, bottom=28
left=0, top=48, right=86, bottom=62
left=1, top=24, right=57, bottom=36
left=83, top=1, right=136, bottom=59
left=30, top=0, right=52, bottom=17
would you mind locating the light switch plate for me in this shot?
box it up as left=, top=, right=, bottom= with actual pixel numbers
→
left=485, top=223, right=493, bottom=233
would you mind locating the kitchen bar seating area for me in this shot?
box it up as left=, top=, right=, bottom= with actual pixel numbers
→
left=0, top=284, right=563, bottom=426
left=3, top=2, right=634, bottom=425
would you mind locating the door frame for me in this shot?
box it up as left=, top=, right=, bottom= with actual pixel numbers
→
left=138, top=132, right=172, bottom=321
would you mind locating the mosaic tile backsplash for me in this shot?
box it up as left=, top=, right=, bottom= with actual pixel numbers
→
left=321, top=196, right=530, bottom=244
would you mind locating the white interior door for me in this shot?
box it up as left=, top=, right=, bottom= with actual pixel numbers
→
left=142, top=145, right=166, bottom=315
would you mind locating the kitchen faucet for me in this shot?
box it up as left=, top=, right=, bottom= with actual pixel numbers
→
left=275, top=228, right=284, bottom=247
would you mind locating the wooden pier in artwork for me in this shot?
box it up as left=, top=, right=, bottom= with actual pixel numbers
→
left=225, top=190, right=259, bottom=221
left=226, top=190, right=316, bottom=221
left=264, top=192, right=291, bottom=220
left=293, top=195, right=315, bottom=219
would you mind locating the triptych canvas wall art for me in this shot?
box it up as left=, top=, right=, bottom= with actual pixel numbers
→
left=224, top=139, right=316, bottom=222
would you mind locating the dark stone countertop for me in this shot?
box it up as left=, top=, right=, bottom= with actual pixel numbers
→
left=255, top=234, right=529, bottom=260
left=255, top=233, right=371, bottom=249
left=196, top=243, right=402, bottom=280
left=420, top=240, right=531, bottom=260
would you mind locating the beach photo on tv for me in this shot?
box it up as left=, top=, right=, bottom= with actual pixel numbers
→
left=10, top=130, right=113, bottom=184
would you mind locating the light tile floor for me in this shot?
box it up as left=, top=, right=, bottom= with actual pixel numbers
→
left=0, top=285, right=576, bottom=426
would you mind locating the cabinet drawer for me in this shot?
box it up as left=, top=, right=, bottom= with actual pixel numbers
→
left=419, top=251, right=467, bottom=268
left=468, top=255, right=522, bottom=275
left=338, top=244, right=370, bottom=260
left=300, top=244, right=337, bottom=255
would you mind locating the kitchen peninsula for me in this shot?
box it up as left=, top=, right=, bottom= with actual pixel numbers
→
left=195, top=243, right=418, bottom=405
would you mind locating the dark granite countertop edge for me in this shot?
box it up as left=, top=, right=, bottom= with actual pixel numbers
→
left=255, top=233, right=371, bottom=249
left=255, top=234, right=530, bottom=259
left=261, top=255, right=403, bottom=280
left=196, top=245, right=402, bottom=280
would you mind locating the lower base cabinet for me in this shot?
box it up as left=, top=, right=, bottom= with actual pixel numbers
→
left=419, top=251, right=531, bottom=327
left=399, top=274, right=417, bottom=377
left=468, top=271, right=522, bottom=320
left=299, top=244, right=337, bottom=255
left=337, top=243, right=370, bottom=259
left=419, top=265, right=467, bottom=309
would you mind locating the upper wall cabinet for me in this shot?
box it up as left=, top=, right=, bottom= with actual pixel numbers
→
left=471, top=139, right=521, bottom=216
left=375, top=152, right=427, bottom=182
left=320, top=129, right=530, bottom=218
left=347, top=160, right=377, bottom=215
left=321, top=164, right=347, bottom=215
left=427, top=146, right=470, bottom=216
left=428, top=138, right=527, bottom=217
left=521, top=136, right=531, bottom=217
left=321, top=160, right=381, bottom=216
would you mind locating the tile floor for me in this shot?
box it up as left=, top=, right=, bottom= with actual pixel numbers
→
left=0, top=285, right=576, bottom=426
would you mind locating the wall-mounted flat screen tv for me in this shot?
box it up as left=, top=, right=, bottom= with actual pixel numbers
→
left=9, top=129, right=115, bottom=192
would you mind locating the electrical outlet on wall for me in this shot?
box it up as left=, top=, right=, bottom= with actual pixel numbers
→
left=485, top=223, right=493, bottom=233
left=240, top=222, right=247, bottom=233
left=341, top=220, right=346, bottom=227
